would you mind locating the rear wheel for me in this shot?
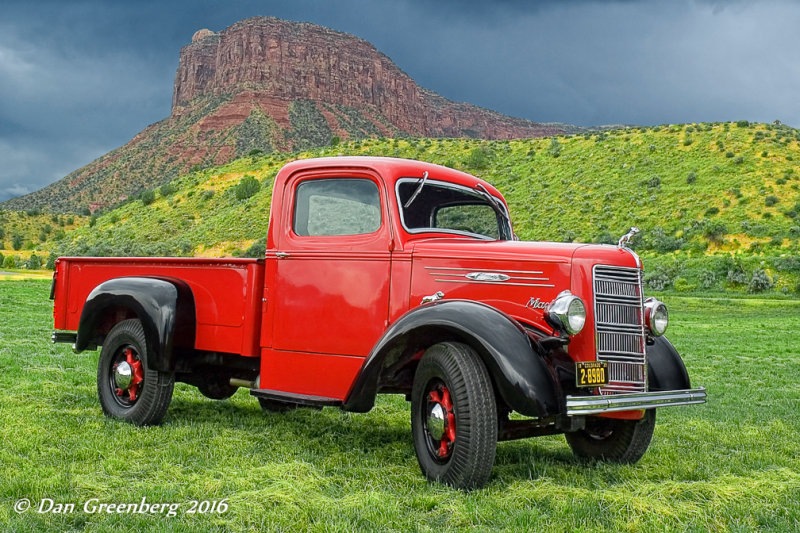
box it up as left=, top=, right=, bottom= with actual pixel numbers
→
left=97, top=319, right=174, bottom=426
left=565, top=409, right=656, bottom=463
left=411, top=342, right=497, bottom=490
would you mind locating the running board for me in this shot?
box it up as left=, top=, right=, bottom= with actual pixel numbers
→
left=250, top=388, right=343, bottom=408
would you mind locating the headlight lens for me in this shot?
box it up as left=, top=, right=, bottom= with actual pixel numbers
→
left=546, top=290, right=586, bottom=335
left=644, top=297, right=669, bottom=336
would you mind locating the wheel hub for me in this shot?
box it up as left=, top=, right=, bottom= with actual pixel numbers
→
left=113, top=347, right=144, bottom=403
left=113, top=361, right=133, bottom=390
left=426, top=386, right=456, bottom=459
left=427, top=403, right=446, bottom=441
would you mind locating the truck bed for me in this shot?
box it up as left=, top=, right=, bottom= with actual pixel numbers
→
left=52, top=257, right=265, bottom=357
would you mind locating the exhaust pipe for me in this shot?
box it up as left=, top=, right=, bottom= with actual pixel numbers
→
left=229, top=376, right=259, bottom=389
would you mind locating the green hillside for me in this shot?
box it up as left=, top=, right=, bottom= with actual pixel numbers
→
left=43, top=121, right=800, bottom=292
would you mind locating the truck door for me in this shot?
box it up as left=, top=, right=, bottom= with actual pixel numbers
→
left=270, top=171, right=392, bottom=360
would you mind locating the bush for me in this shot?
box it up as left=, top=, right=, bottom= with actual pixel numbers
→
left=703, top=221, right=728, bottom=243
left=705, top=207, right=719, bottom=216
left=27, top=253, right=41, bottom=270
left=734, top=156, right=744, bottom=164
left=673, top=277, right=696, bottom=292
left=160, top=183, right=177, bottom=197
left=12, top=234, right=23, bottom=251
left=66, top=216, right=74, bottom=225
left=736, top=120, right=750, bottom=127
left=699, top=270, right=717, bottom=289
left=727, top=263, right=750, bottom=286
left=89, top=215, right=97, bottom=227
left=141, top=190, right=156, bottom=205
left=3, top=255, right=16, bottom=269
left=464, top=147, right=490, bottom=169
left=725, top=151, right=735, bottom=158
left=686, top=171, right=697, bottom=184
left=0, top=228, right=4, bottom=240
left=645, top=266, right=674, bottom=291
left=548, top=138, right=562, bottom=158
left=45, top=253, right=57, bottom=270
left=234, top=176, right=261, bottom=200
left=748, top=269, right=773, bottom=293
left=765, top=195, right=779, bottom=206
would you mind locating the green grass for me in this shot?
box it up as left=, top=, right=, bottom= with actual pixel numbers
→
left=2, top=279, right=799, bottom=531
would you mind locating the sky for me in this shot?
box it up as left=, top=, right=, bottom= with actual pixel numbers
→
left=1, top=0, right=799, bottom=203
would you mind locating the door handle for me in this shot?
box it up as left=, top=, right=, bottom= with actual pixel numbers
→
left=275, top=252, right=290, bottom=259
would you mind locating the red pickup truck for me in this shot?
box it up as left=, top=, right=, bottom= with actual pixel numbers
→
left=52, top=156, right=705, bottom=489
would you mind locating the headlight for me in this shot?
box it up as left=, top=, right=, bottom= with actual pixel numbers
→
left=546, top=290, right=586, bottom=335
left=644, top=297, right=669, bottom=336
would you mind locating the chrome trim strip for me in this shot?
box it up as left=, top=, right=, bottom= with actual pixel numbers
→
left=433, top=279, right=555, bottom=287
left=566, top=388, right=707, bottom=415
left=424, top=266, right=544, bottom=275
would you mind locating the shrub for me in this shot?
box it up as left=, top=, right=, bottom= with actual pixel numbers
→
left=141, top=190, right=156, bottom=205
left=725, top=151, right=734, bottom=158
left=66, top=216, right=74, bottom=225
left=748, top=269, right=773, bottom=293
left=3, top=255, right=16, bottom=269
left=160, top=183, right=177, bottom=197
left=645, top=266, right=674, bottom=291
left=548, top=138, right=562, bottom=158
left=89, top=215, right=97, bottom=227
left=765, top=195, right=779, bottom=206
left=465, top=147, right=490, bottom=168
left=734, top=156, right=744, bottom=164
left=699, top=270, right=717, bottom=289
left=109, top=214, right=119, bottom=224
left=686, top=171, right=697, bottom=184
left=0, top=252, right=3, bottom=266
left=762, top=150, right=768, bottom=157
left=673, top=277, right=696, bottom=292
left=12, top=234, right=23, bottom=250
left=736, top=120, right=750, bottom=127
left=0, top=228, right=4, bottom=240
left=703, top=221, right=728, bottom=243
left=705, top=207, right=719, bottom=216
left=727, top=263, right=750, bottom=286
left=45, top=253, right=57, bottom=270
left=27, top=253, right=41, bottom=270
left=248, top=148, right=264, bottom=157
left=234, top=176, right=261, bottom=201
left=329, top=136, right=341, bottom=147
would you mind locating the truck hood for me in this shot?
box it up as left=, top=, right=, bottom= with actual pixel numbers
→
left=408, top=238, right=641, bottom=332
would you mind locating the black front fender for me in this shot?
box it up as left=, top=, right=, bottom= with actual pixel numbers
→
left=646, top=335, right=691, bottom=391
left=343, top=300, right=560, bottom=417
left=76, top=277, right=195, bottom=372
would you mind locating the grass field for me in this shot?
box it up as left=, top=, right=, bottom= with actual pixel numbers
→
left=1, top=279, right=799, bottom=532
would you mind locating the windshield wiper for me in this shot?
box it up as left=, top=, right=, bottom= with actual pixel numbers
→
left=403, top=171, right=429, bottom=208
left=474, top=183, right=512, bottom=240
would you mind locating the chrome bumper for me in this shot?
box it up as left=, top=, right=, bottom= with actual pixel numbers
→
left=566, top=388, right=707, bottom=416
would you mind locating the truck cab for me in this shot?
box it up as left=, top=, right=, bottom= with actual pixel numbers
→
left=52, top=156, right=705, bottom=489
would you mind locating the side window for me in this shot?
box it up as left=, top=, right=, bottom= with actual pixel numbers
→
left=293, top=178, right=382, bottom=236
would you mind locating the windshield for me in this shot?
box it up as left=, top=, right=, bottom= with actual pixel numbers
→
left=396, top=178, right=511, bottom=240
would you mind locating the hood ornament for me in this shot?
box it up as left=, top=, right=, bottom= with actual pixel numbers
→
left=618, top=227, right=639, bottom=248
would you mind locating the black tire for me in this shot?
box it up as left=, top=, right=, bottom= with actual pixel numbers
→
left=411, top=342, right=497, bottom=490
left=197, top=377, right=238, bottom=400
left=565, top=409, right=656, bottom=463
left=97, top=319, right=174, bottom=426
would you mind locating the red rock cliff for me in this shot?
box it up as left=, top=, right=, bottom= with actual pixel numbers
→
left=172, top=17, right=562, bottom=139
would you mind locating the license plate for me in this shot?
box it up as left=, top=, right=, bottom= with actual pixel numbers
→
left=576, top=361, right=609, bottom=387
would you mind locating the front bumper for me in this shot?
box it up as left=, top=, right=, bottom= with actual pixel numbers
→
left=566, top=387, right=707, bottom=416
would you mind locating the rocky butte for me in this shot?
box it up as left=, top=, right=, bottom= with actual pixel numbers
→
left=4, top=16, right=571, bottom=213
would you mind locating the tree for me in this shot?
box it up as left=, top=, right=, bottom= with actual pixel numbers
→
left=12, top=234, right=23, bottom=250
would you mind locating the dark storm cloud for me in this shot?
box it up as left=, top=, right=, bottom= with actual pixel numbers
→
left=1, top=0, right=798, bottom=202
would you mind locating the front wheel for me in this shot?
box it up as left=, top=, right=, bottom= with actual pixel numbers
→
left=565, top=409, right=656, bottom=463
left=97, top=319, right=174, bottom=426
left=411, top=342, right=497, bottom=490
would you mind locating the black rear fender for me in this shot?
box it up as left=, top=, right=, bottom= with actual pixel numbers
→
left=343, top=300, right=560, bottom=417
left=76, top=277, right=196, bottom=372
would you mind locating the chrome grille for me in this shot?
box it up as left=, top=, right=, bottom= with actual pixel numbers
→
left=593, top=265, right=647, bottom=393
